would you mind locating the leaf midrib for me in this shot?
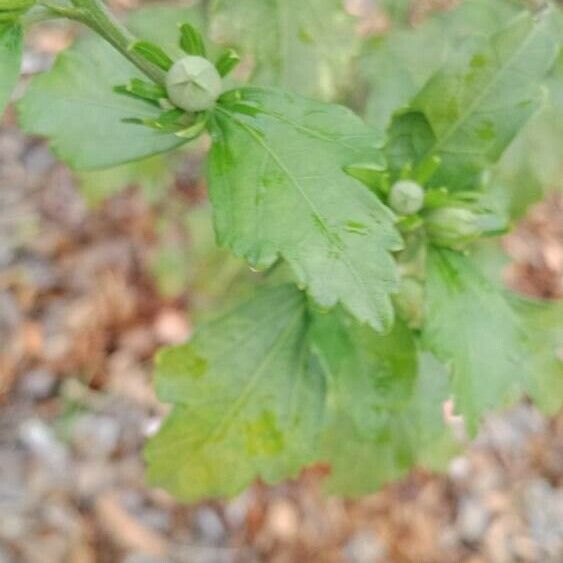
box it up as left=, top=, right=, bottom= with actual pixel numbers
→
left=215, top=105, right=387, bottom=328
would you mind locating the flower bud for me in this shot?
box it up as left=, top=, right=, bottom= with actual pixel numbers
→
left=165, top=56, right=222, bottom=113
left=425, top=207, right=481, bottom=249
left=393, top=277, right=424, bottom=329
left=389, top=180, right=424, bottom=216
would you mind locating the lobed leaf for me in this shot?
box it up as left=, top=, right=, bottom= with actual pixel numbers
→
left=314, top=310, right=457, bottom=496
left=386, top=10, right=559, bottom=189
left=362, top=0, right=524, bottom=131
left=490, top=46, right=563, bottom=218
left=145, top=285, right=325, bottom=501
left=311, top=309, right=416, bottom=437
left=208, top=87, right=402, bottom=332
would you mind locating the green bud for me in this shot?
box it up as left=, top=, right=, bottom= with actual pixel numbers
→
left=393, top=277, right=424, bottom=329
left=165, top=56, right=222, bottom=113
left=425, top=207, right=481, bottom=249
left=389, top=180, right=424, bottom=216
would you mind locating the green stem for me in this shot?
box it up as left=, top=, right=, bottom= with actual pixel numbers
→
left=40, top=0, right=166, bottom=85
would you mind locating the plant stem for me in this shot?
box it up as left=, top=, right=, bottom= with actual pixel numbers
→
left=40, top=0, right=166, bottom=85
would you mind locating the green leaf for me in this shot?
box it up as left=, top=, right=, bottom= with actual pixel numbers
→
left=145, top=285, right=325, bottom=502
left=114, top=78, right=167, bottom=104
left=0, top=21, right=22, bottom=116
left=128, top=40, right=173, bottom=71
left=490, top=46, right=563, bottom=218
left=362, top=0, right=524, bottom=131
left=215, top=48, right=240, bottom=78
left=423, top=249, right=527, bottom=435
left=311, top=310, right=456, bottom=496
left=179, top=22, right=206, bottom=57
left=209, top=88, right=402, bottom=332
left=312, top=310, right=416, bottom=496
left=513, top=297, right=563, bottom=416
left=17, top=6, right=204, bottom=170
left=403, top=353, right=460, bottom=471
left=386, top=10, right=559, bottom=189
left=76, top=153, right=176, bottom=206
left=210, top=0, right=359, bottom=101
left=311, top=309, right=416, bottom=436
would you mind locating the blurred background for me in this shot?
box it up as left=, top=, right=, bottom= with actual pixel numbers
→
left=1, top=0, right=562, bottom=561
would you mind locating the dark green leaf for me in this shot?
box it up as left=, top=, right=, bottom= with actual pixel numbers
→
left=209, top=88, right=402, bottom=332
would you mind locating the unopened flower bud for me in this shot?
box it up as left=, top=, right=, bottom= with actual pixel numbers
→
left=389, top=180, right=424, bottom=216
left=165, top=56, right=222, bottom=112
left=393, top=277, right=424, bottom=329
left=425, top=207, right=481, bottom=249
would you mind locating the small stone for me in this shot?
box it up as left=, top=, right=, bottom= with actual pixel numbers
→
left=18, top=369, right=56, bottom=400
left=456, top=497, right=490, bottom=544
left=71, top=414, right=120, bottom=459
left=18, top=418, right=69, bottom=471
left=344, top=530, right=386, bottom=563
left=194, top=507, right=225, bottom=543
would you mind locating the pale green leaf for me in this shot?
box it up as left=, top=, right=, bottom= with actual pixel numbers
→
left=311, top=308, right=416, bottom=437
left=17, top=7, right=204, bottom=170
left=513, top=297, right=563, bottom=416
left=76, top=154, right=175, bottom=206
left=386, top=11, right=559, bottom=189
left=0, top=21, right=22, bottom=116
left=362, top=0, right=524, bottom=131
left=209, top=88, right=402, bottom=331
left=490, top=47, right=563, bottom=218
left=423, top=249, right=527, bottom=435
left=312, top=310, right=456, bottom=496
left=145, top=285, right=324, bottom=502
left=210, top=0, right=359, bottom=101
